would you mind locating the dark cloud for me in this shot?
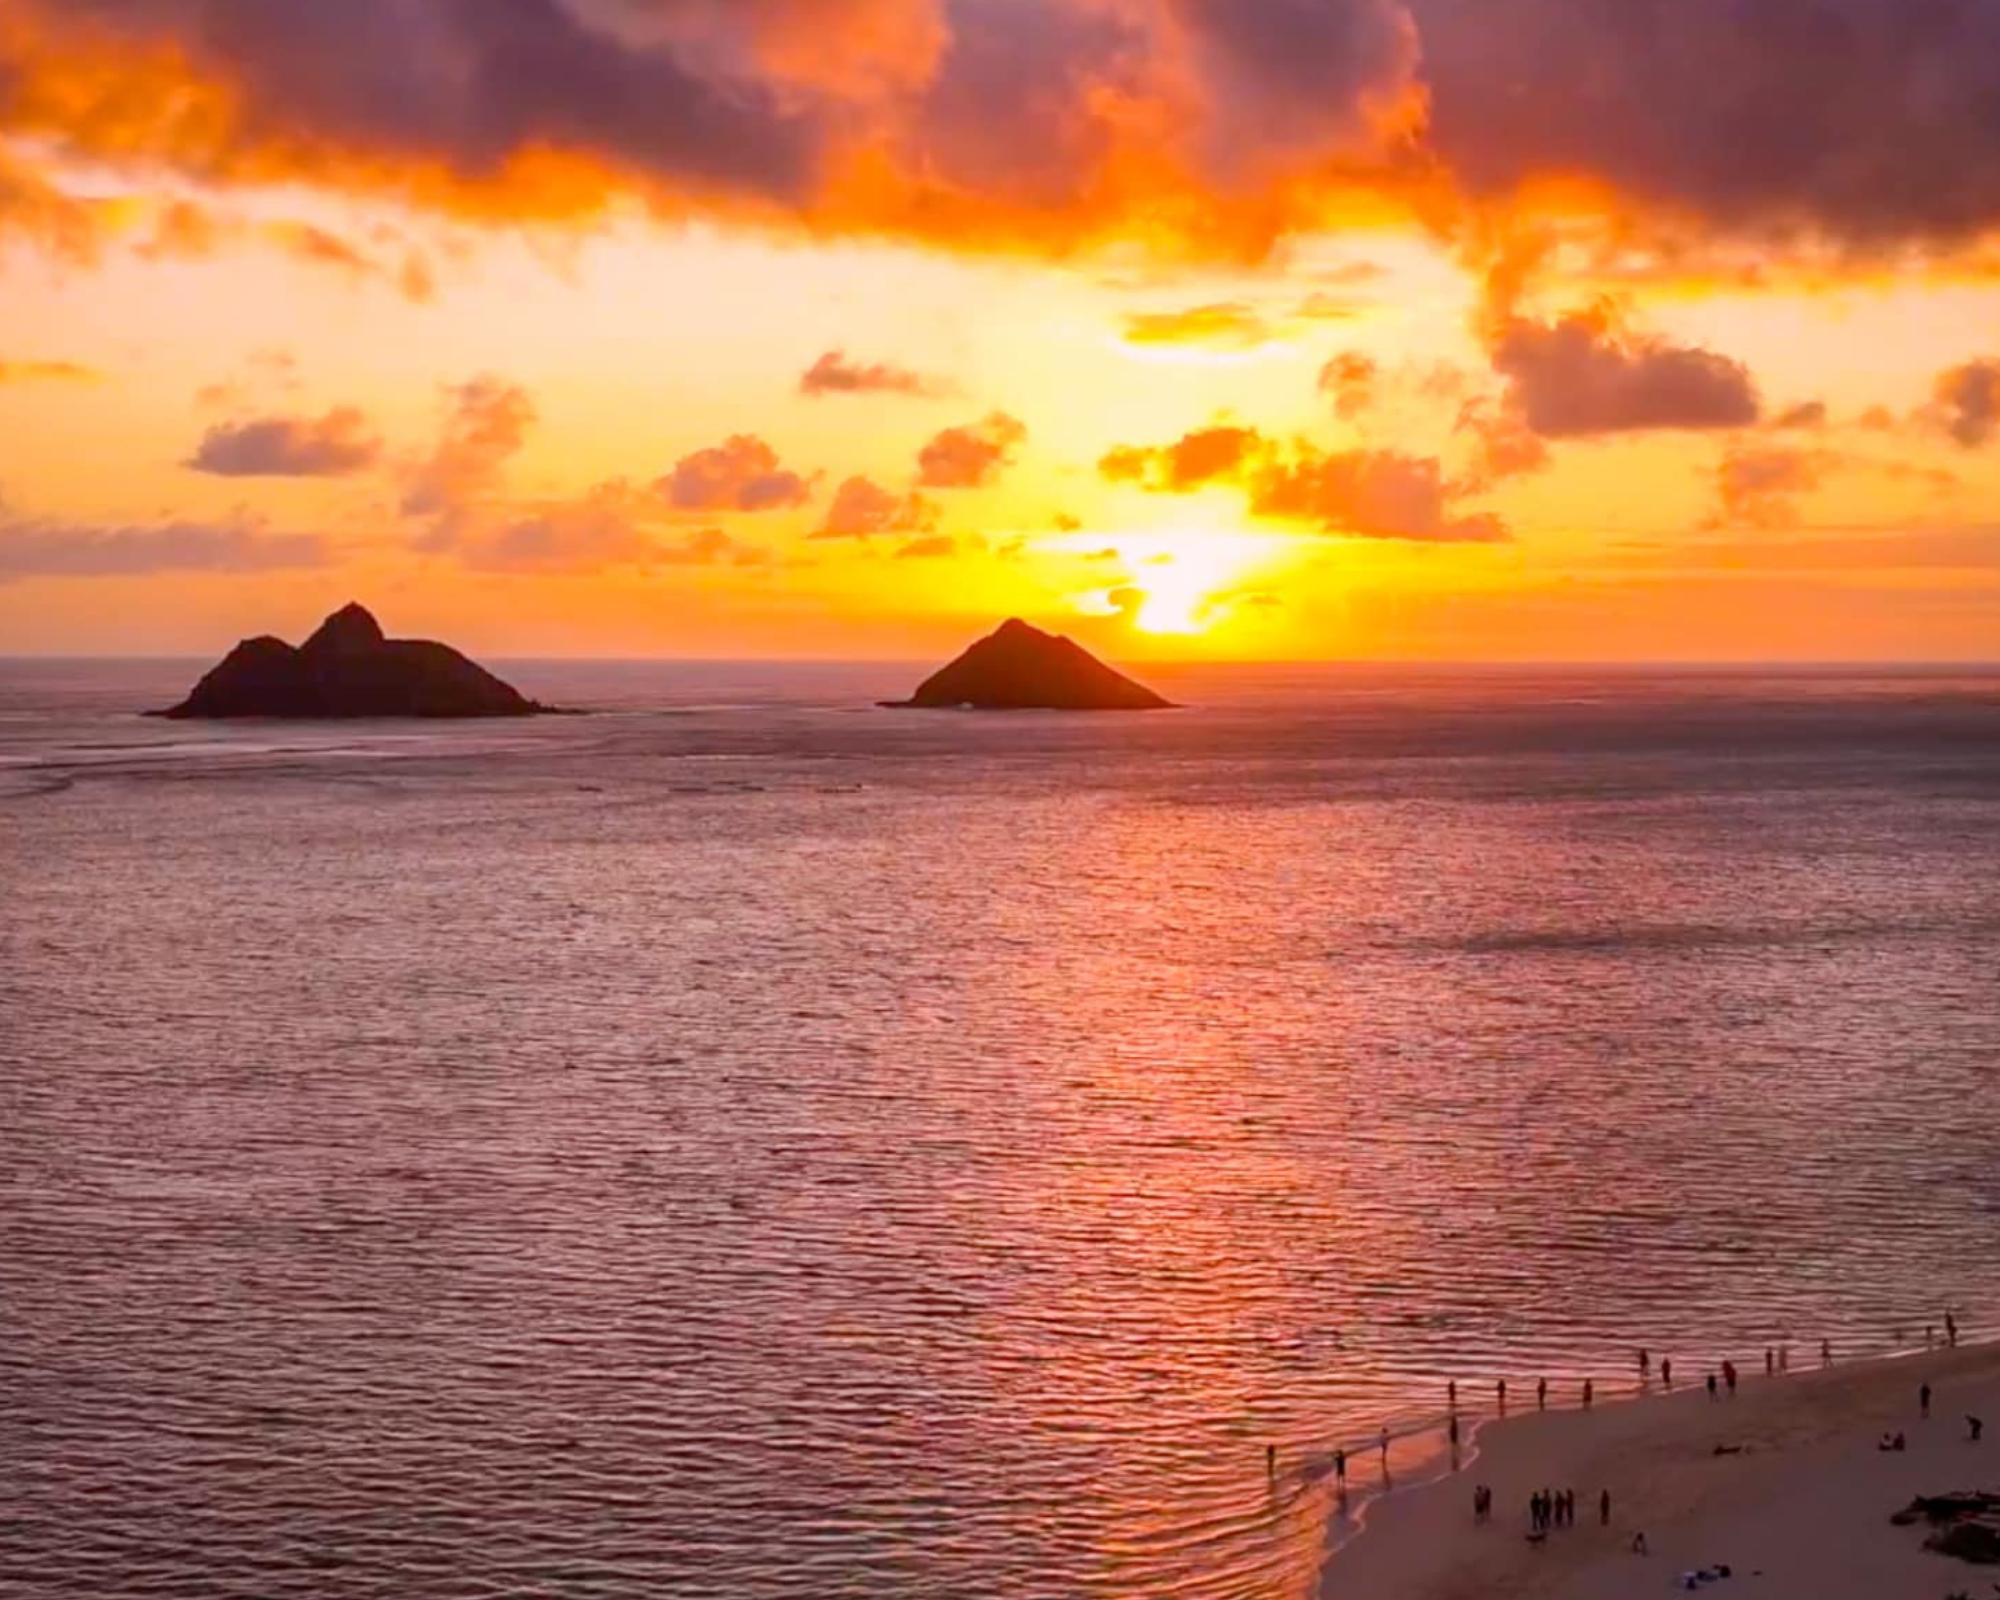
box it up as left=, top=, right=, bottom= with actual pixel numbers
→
left=1492, top=312, right=1762, bottom=438
left=186, top=407, right=384, bottom=478
left=1419, top=0, right=2000, bottom=247
left=1928, top=359, right=2000, bottom=448
left=10, top=0, right=2000, bottom=265
left=916, top=411, right=1027, bottom=488
left=814, top=475, right=938, bottom=537
left=800, top=350, right=944, bottom=397
left=662, top=434, right=815, bottom=512
left=0, top=516, right=330, bottom=580
left=19, top=0, right=823, bottom=204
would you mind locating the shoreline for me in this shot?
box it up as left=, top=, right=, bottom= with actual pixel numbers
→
left=1315, top=1333, right=2000, bottom=1599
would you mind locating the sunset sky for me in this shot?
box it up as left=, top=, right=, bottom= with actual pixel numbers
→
left=4, top=0, right=2000, bottom=660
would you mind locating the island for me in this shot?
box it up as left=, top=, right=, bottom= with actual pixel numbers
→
left=884, top=618, right=1173, bottom=711
left=151, top=603, right=556, bottom=719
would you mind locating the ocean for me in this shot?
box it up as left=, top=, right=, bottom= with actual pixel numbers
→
left=4, top=658, right=1999, bottom=1600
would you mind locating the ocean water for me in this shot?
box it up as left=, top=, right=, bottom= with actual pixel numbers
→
left=4, top=658, right=1999, bottom=1600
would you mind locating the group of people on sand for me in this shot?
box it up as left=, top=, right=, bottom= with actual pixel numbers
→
left=1513, top=1486, right=1613, bottom=1539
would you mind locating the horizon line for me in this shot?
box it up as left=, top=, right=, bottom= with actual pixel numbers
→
left=6, top=654, right=2000, bottom=671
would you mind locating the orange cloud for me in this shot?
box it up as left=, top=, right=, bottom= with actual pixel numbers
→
left=917, top=412, right=1027, bottom=488
left=1101, top=422, right=1507, bottom=543
left=0, top=358, right=99, bottom=385
left=662, top=435, right=816, bottom=512
left=1121, top=301, right=1276, bottom=349
left=10, top=0, right=2000, bottom=278
left=404, top=377, right=539, bottom=518
left=816, top=475, right=938, bottom=538
left=799, top=350, right=944, bottom=398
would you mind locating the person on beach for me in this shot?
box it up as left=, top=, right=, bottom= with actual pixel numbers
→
left=1449, top=1415, right=1461, bottom=1450
left=1723, top=1360, right=1737, bottom=1397
left=1632, top=1531, right=1649, bottom=1555
left=1583, top=1379, right=1594, bottom=1410
left=1334, top=1447, right=1346, bottom=1488
left=1529, top=1493, right=1543, bottom=1532
left=1498, top=1378, right=1508, bottom=1412
left=1922, top=1382, right=1932, bottom=1419
left=1537, top=1376, right=1547, bottom=1410
left=1379, top=1426, right=1390, bottom=1472
left=1947, top=1312, right=1958, bottom=1348
left=1662, top=1357, right=1673, bottom=1388
left=1821, top=1338, right=1832, bottom=1366
left=1764, top=1347, right=1774, bottom=1377
left=1970, top=1415, right=1985, bottom=1442
left=1639, top=1348, right=1651, bottom=1377
left=1706, top=1372, right=1718, bottom=1401
left=1600, top=1488, right=1612, bottom=1526
left=1448, top=1379, right=1457, bottom=1411
left=1266, top=1444, right=1276, bottom=1478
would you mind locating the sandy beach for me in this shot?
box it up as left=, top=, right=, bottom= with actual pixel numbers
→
left=1320, top=1340, right=2000, bottom=1600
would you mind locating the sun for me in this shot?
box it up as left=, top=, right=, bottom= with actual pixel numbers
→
left=1049, top=517, right=1293, bottom=642
left=1131, top=563, right=1219, bottom=634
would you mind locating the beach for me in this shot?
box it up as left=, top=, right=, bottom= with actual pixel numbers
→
left=1321, top=1339, right=2000, bottom=1600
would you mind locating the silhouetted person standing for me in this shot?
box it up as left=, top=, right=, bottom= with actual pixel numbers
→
left=1335, top=1448, right=1346, bottom=1488
left=1600, top=1488, right=1612, bottom=1526
left=1267, top=1444, right=1276, bottom=1478
left=1662, top=1357, right=1673, bottom=1388
left=1497, top=1378, right=1507, bottom=1413
left=1947, top=1312, right=1959, bottom=1348
left=1449, top=1415, right=1461, bottom=1450
left=1821, top=1338, right=1832, bottom=1367
left=1706, top=1372, right=1718, bottom=1401
left=1764, top=1347, right=1774, bottom=1377
left=1723, top=1360, right=1737, bottom=1397
left=1379, top=1426, right=1390, bottom=1473
left=1448, top=1379, right=1457, bottom=1411
left=1970, top=1415, right=1985, bottom=1443
left=1583, top=1379, right=1594, bottom=1409
left=1921, top=1383, right=1932, bottom=1419
left=1537, top=1376, right=1547, bottom=1410
left=1638, top=1348, right=1650, bottom=1377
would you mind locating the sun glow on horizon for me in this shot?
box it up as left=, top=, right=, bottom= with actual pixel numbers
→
left=1059, top=522, right=1295, bottom=638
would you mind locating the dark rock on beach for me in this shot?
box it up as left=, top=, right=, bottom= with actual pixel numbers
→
left=885, top=618, right=1173, bottom=711
left=152, top=603, right=556, bottom=720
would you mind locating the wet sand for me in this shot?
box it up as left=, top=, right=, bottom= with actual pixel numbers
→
left=1320, top=1340, right=2000, bottom=1600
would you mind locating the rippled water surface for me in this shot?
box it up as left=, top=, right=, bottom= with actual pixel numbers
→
left=4, top=660, right=2000, bottom=1600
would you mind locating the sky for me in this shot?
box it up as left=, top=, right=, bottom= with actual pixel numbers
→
left=3, top=0, right=2000, bottom=660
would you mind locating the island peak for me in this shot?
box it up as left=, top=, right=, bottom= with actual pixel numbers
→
left=151, top=605, right=557, bottom=720
left=885, top=619, right=1173, bottom=711
left=302, top=601, right=387, bottom=655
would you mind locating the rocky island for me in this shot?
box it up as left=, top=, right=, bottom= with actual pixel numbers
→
left=152, top=603, right=555, bottom=719
left=886, top=618, right=1173, bottom=711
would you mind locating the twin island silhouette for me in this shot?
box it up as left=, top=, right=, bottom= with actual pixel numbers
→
left=152, top=604, right=1173, bottom=719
